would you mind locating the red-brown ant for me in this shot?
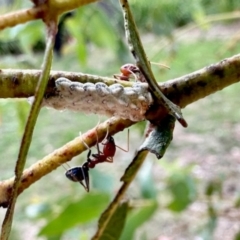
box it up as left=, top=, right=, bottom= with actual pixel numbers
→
left=87, top=135, right=116, bottom=168
left=87, top=129, right=129, bottom=168
left=114, top=62, right=169, bottom=82
left=65, top=130, right=129, bottom=192
left=114, top=63, right=145, bottom=82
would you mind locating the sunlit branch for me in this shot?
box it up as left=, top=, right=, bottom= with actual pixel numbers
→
left=0, top=117, right=133, bottom=207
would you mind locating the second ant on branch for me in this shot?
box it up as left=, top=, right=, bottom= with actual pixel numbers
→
left=65, top=129, right=129, bottom=192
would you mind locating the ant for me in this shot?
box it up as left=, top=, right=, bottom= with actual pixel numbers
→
left=114, top=62, right=170, bottom=82
left=114, top=63, right=145, bottom=82
left=87, top=135, right=116, bottom=168
left=65, top=130, right=129, bottom=192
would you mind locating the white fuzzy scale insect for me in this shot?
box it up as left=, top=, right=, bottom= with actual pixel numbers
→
left=42, top=77, right=153, bottom=121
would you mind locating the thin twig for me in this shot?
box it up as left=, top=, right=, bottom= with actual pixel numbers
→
left=92, top=151, right=148, bottom=239
left=119, top=0, right=187, bottom=127
left=0, top=21, right=57, bottom=240
left=0, top=0, right=98, bottom=30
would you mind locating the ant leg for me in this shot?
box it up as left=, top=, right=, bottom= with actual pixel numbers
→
left=81, top=162, right=90, bottom=192
left=115, top=128, right=130, bottom=153
left=94, top=120, right=106, bottom=156
left=61, top=162, right=71, bottom=171
left=79, top=131, right=91, bottom=151
left=101, top=122, right=110, bottom=145
left=79, top=132, right=97, bottom=168
left=130, top=71, right=138, bottom=82
left=113, top=74, right=130, bottom=81
left=123, top=68, right=138, bottom=82
left=87, top=149, right=97, bottom=169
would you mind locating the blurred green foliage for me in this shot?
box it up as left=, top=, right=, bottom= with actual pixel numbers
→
left=38, top=193, right=110, bottom=237
left=1, top=0, right=240, bottom=69
left=1, top=0, right=240, bottom=239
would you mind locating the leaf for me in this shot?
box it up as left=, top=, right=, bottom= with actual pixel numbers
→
left=234, top=231, right=240, bottom=240
left=99, top=201, right=129, bottom=240
left=87, top=7, right=117, bottom=50
left=119, top=200, right=158, bottom=240
left=65, top=13, right=87, bottom=65
left=167, top=175, right=196, bottom=212
left=139, top=115, right=175, bottom=159
left=199, top=204, right=217, bottom=239
left=205, top=180, right=222, bottom=197
left=65, top=5, right=118, bottom=65
left=38, top=192, right=109, bottom=236
left=121, top=150, right=148, bottom=183
left=15, top=100, right=29, bottom=132
left=137, top=161, right=157, bottom=199
left=14, top=21, right=44, bottom=53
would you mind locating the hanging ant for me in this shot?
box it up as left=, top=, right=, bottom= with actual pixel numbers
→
left=65, top=130, right=129, bottom=192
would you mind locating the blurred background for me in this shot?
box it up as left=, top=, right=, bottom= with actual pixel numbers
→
left=0, top=0, right=240, bottom=239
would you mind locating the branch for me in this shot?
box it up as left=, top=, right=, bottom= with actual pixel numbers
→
left=0, top=19, right=58, bottom=240
left=0, top=69, right=132, bottom=98
left=162, top=55, right=240, bottom=108
left=0, top=0, right=98, bottom=30
left=0, top=54, right=239, bottom=123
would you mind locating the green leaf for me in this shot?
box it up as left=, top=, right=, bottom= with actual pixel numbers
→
left=205, top=180, right=222, bottom=197
left=65, top=5, right=118, bottom=65
left=234, top=195, right=240, bottom=208
left=99, top=201, right=128, bottom=240
left=199, top=204, right=217, bottom=239
left=234, top=231, right=240, bottom=240
left=137, top=161, right=157, bottom=199
left=120, top=200, right=158, bottom=240
left=87, top=8, right=117, bottom=50
left=38, top=192, right=110, bottom=236
left=15, top=100, right=29, bottom=132
left=139, top=115, right=175, bottom=159
left=167, top=175, right=196, bottom=212
left=13, top=21, right=44, bottom=53
left=65, top=13, right=87, bottom=65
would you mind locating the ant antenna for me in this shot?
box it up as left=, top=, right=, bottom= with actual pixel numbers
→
left=150, top=61, right=170, bottom=69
